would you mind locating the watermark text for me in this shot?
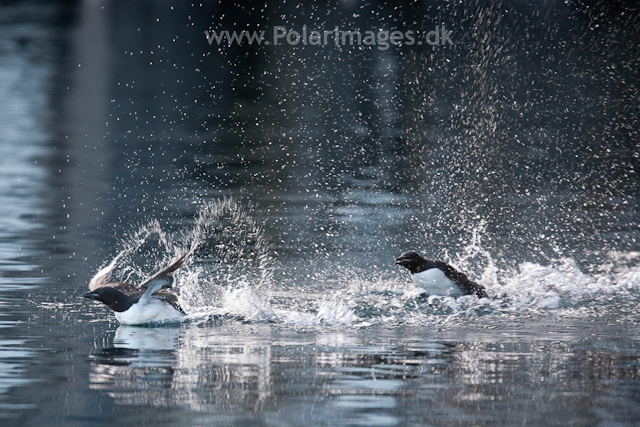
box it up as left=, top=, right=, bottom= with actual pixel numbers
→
left=205, top=26, right=453, bottom=50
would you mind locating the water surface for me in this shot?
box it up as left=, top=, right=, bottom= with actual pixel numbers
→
left=0, top=0, right=639, bottom=425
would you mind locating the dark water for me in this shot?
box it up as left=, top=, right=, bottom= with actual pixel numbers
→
left=1, top=0, right=639, bottom=425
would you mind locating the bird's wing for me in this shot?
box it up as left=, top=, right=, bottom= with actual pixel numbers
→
left=110, top=282, right=140, bottom=296
left=435, top=261, right=488, bottom=298
left=88, top=252, right=125, bottom=291
left=152, top=291, right=186, bottom=315
left=139, top=251, right=191, bottom=299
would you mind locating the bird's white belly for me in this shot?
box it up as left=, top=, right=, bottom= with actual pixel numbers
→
left=412, top=268, right=461, bottom=297
left=115, top=299, right=184, bottom=325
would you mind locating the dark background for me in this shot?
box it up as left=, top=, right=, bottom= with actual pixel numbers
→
left=0, top=1, right=639, bottom=425
left=13, top=0, right=637, bottom=274
left=3, top=0, right=637, bottom=275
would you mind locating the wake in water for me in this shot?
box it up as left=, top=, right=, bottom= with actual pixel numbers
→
left=92, top=199, right=640, bottom=328
left=337, top=251, right=640, bottom=328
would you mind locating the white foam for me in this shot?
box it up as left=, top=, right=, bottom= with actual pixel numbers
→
left=221, top=284, right=278, bottom=322
left=93, top=200, right=640, bottom=328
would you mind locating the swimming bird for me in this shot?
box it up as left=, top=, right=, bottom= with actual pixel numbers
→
left=395, top=251, right=488, bottom=298
left=82, top=252, right=189, bottom=325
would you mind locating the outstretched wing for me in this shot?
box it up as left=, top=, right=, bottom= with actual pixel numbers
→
left=88, top=252, right=126, bottom=291
left=139, top=251, right=191, bottom=299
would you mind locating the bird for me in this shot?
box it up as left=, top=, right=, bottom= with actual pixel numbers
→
left=395, top=250, right=488, bottom=298
left=81, top=252, right=190, bottom=325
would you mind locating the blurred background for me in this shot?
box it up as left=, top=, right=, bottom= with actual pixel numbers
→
left=2, top=0, right=638, bottom=277
left=0, top=0, right=639, bottom=425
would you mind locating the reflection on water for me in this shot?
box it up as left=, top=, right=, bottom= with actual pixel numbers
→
left=84, top=323, right=640, bottom=426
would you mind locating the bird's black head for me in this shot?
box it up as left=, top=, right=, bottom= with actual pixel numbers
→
left=395, top=251, right=429, bottom=274
left=82, top=287, right=136, bottom=312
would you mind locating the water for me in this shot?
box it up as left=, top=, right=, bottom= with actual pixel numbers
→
left=1, top=0, right=639, bottom=425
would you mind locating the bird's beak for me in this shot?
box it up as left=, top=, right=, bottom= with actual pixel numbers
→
left=82, top=291, right=99, bottom=299
left=395, top=257, right=409, bottom=266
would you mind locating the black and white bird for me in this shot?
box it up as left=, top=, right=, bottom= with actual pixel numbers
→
left=82, top=252, right=189, bottom=325
left=395, top=251, right=488, bottom=298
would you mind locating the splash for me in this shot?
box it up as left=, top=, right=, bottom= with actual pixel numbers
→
left=93, top=198, right=276, bottom=322
left=268, top=244, right=640, bottom=328
left=93, top=201, right=640, bottom=328
left=219, top=283, right=278, bottom=322
left=178, top=197, right=275, bottom=316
